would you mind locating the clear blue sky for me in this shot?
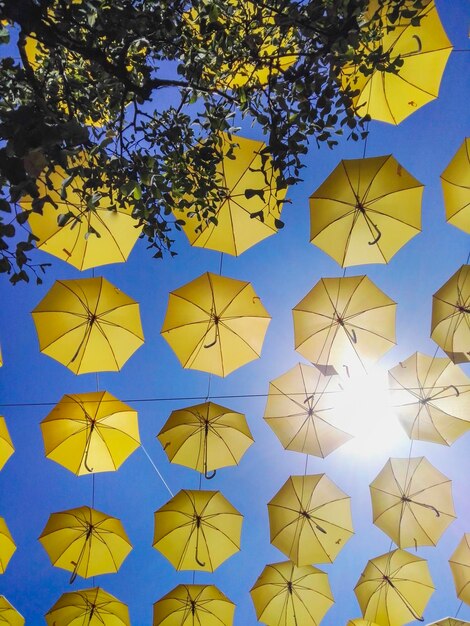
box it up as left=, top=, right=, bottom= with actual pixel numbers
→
left=0, top=1, right=469, bottom=624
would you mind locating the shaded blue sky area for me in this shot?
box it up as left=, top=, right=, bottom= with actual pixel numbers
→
left=0, top=1, right=470, bottom=624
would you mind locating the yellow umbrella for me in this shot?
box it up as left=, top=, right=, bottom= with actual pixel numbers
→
left=161, top=272, right=270, bottom=377
left=341, top=1, right=452, bottom=124
left=175, top=134, right=287, bottom=256
left=45, top=587, right=130, bottom=626
left=388, top=352, right=470, bottom=445
left=250, top=560, right=334, bottom=626
left=153, top=489, right=242, bottom=572
left=0, top=596, right=24, bottom=626
left=263, top=362, right=352, bottom=458
left=0, top=518, right=15, bottom=574
left=20, top=155, right=141, bottom=271
left=267, top=474, right=353, bottom=566
left=157, top=401, right=253, bottom=478
left=354, top=549, right=435, bottom=626
left=32, top=276, right=145, bottom=374
left=39, top=506, right=132, bottom=582
left=292, top=275, right=396, bottom=373
left=347, top=621, right=382, bottom=626
left=431, top=264, right=470, bottom=363
left=449, top=534, right=470, bottom=605
left=41, top=391, right=140, bottom=475
left=309, top=155, right=423, bottom=267
left=0, top=417, right=14, bottom=471
left=441, top=138, right=470, bottom=234
left=429, top=620, right=470, bottom=626
left=370, top=456, right=456, bottom=548
left=153, top=584, right=235, bottom=626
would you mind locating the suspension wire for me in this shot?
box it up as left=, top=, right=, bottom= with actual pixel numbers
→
left=140, top=444, right=173, bottom=497
left=219, top=252, right=224, bottom=276
left=455, top=600, right=464, bottom=617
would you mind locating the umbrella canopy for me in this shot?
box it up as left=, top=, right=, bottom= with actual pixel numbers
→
left=0, top=417, right=14, bottom=471
left=39, top=506, right=132, bottom=582
left=161, top=272, right=271, bottom=377
left=354, top=549, right=435, bottom=626
left=41, top=391, right=140, bottom=475
left=153, top=489, right=242, bottom=572
left=267, top=474, right=353, bottom=566
left=263, top=362, right=352, bottom=458
left=153, top=584, right=235, bottom=626
left=431, top=264, right=470, bottom=363
left=310, top=155, right=423, bottom=267
left=341, top=1, right=452, bottom=124
left=250, top=560, right=334, bottom=626
left=449, top=534, right=470, bottom=605
left=388, top=352, right=470, bottom=445
left=292, top=275, right=396, bottom=373
left=175, top=134, right=287, bottom=256
left=157, top=401, right=253, bottom=478
left=441, top=137, right=470, bottom=234
left=0, top=596, right=24, bottom=626
left=370, top=456, right=456, bottom=548
left=20, top=155, right=141, bottom=271
left=428, top=620, right=470, bottom=626
left=32, top=276, right=144, bottom=374
left=347, top=621, right=382, bottom=626
left=45, top=587, right=130, bottom=626
left=0, top=518, right=15, bottom=574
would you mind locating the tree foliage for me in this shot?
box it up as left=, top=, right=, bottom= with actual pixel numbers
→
left=0, top=0, right=425, bottom=284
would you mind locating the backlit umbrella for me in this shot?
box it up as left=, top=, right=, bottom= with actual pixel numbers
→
left=39, top=506, right=132, bottom=582
left=354, top=549, right=434, bottom=626
left=263, top=362, right=352, bottom=458
left=292, top=275, right=396, bottom=373
left=341, top=1, right=452, bottom=124
left=0, top=596, right=24, bottom=626
left=449, top=534, right=470, bottom=605
left=250, top=560, right=334, bottom=626
left=153, top=584, right=235, bottom=626
left=161, top=272, right=270, bottom=377
left=370, top=456, right=456, bottom=548
left=347, top=621, right=382, bottom=626
left=388, top=352, right=470, bottom=445
left=32, top=276, right=144, bottom=374
left=157, top=401, right=253, bottom=478
left=441, top=137, right=470, bottom=234
left=41, top=391, right=140, bottom=475
left=0, top=518, right=15, bottom=574
left=0, top=417, right=14, bottom=471
left=153, top=489, right=242, bottom=572
left=45, top=587, right=130, bottom=626
left=428, top=620, right=470, bottom=626
left=310, top=155, right=423, bottom=267
left=175, top=134, right=287, bottom=256
left=267, top=474, right=353, bottom=566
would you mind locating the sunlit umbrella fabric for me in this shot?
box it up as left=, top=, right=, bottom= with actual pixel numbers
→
left=41, top=391, right=140, bottom=475
left=428, top=619, right=470, bottom=626
left=449, top=534, right=470, bottom=605
left=293, top=275, right=396, bottom=373
left=310, top=155, right=423, bottom=267
left=250, top=560, right=334, bottom=626
left=341, top=1, right=452, bottom=124
left=157, top=401, right=253, bottom=477
left=153, top=490, right=242, bottom=572
left=0, top=518, right=15, bottom=574
left=176, top=134, right=286, bottom=256
left=370, top=456, right=456, bottom=548
left=347, top=621, right=382, bottom=626
left=263, top=363, right=352, bottom=458
left=45, top=587, right=130, bottom=626
left=267, top=474, right=353, bottom=565
left=39, top=506, right=132, bottom=581
left=0, top=596, right=24, bottom=626
left=354, top=549, right=434, bottom=626
left=32, top=277, right=144, bottom=374
left=388, top=352, right=470, bottom=445
left=441, top=137, right=470, bottom=234
left=431, top=265, right=470, bottom=363
left=153, top=584, right=235, bottom=626
left=0, top=417, right=14, bottom=471
left=161, top=272, right=270, bottom=377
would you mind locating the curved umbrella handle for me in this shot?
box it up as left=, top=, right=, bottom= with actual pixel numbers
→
left=204, top=468, right=216, bottom=480
left=368, top=222, right=382, bottom=246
